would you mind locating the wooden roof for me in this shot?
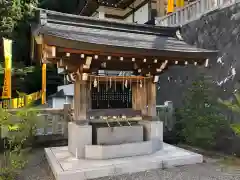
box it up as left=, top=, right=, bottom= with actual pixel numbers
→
left=32, top=10, right=217, bottom=75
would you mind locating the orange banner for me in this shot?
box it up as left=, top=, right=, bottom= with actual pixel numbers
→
left=176, top=0, right=184, bottom=8
left=41, top=63, right=46, bottom=104
left=2, top=38, right=12, bottom=99
left=2, top=68, right=11, bottom=99
left=167, top=0, right=174, bottom=13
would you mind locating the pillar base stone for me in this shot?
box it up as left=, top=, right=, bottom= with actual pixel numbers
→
left=68, top=122, right=92, bottom=159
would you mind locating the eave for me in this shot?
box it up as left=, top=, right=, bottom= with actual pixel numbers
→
left=32, top=10, right=217, bottom=76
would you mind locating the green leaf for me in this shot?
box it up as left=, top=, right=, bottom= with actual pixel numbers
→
left=231, top=124, right=240, bottom=136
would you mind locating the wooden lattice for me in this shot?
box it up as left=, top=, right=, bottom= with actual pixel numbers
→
left=91, top=83, right=132, bottom=109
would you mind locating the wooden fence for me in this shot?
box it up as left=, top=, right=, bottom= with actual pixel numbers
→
left=156, top=0, right=236, bottom=27
left=32, top=101, right=174, bottom=136
left=1, top=102, right=174, bottom=139
left=156, top=101, right=175, bottom=132
left=1, top=104, right=72, bottom=139
left=0, top=91, right=42, bottom=109
left=33, top=105, right=72, bottom=137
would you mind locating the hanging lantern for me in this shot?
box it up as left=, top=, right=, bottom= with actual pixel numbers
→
left=109, top=77, right=112, bottom=88
left=153, top=76, right=159, bottom=83
left=97, top=77, right=100, bottom=92
left=93, top=78, right=97, bottom=88
left=139, top=80, right=143, bottom=88
left=106, top=77, right=108, bottom=91
left=130, top=78, right=132, bottom=90
left=82, top=73, right=88, bottom=81
left=89, top=75, right=92, bottom=90
left=205, top=59, right=209, bottom=67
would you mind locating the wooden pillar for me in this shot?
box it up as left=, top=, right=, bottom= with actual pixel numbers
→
left=132, top=83, right=138, bottom=110
left=132, top=82, right=147, bottom=116
left=147, top=81, right=157, bottom=117
left=63, top=103, right=71, bottom=138
left=87, top=82, right=92, bottom=111
left=74, top=76, right=89, bottom=122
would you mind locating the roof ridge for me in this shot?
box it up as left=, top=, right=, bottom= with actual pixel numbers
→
left=47, top=19, right=176, bottom=37
left=38, top=9, right=179, bottom=37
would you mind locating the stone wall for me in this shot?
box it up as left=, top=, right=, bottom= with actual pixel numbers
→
left=157, top=3, right=240, bottom=154
left=157, top=3, right=240, bottom=109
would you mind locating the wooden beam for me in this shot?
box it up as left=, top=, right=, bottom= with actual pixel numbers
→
left=56, top=46, right=207, bottom=62
left=58, top=47, right=180, bottom=61
left=56, top=54, right=169, bottom=72
left=87, top=109, right=142, bottom=118
left=132, top=81, right=148, bottom=115
left=147, top=82, right=157, bottom=117
left=44, top=44, right=56, bottom=58
left=57, top=59, right=65, bottom=68
left=83, top=56, right=92, bottom=69
left=35, top=35, right=43, bottom=45
left=88, top=75, right=151, bottom=83
left=44, top=35, right=215, bottom=62
left=74, top=78, right=89, bottom=122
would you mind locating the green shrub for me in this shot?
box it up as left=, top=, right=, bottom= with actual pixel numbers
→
left=230, top=123, right=240, bottom=136
left=0, top=107, right=41, bottom=180
left=177, top=75, right=229, bottom=149
left=219, top=91, right=240, bottom=136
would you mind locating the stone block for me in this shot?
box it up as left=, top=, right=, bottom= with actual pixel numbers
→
left=68, top=122, right=92, bottom=159
left=96, top=125, right=143, bottom=145
left=58, top=171, right=85, bottom=180
left=84, top=165, right=116, bottom=179
left=139, top=121, right=163, bottom=142
left=45, top=143, right=204, bottom=180
left=85, top=140, right=162, bottom=160
left=114, top=160, right=162, bottom=175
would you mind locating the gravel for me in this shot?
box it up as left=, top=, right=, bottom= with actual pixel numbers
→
left=17, top=149, right=240, bottom=180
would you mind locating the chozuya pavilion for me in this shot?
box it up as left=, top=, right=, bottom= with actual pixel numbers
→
left=32, top=9, right=217, bottom=180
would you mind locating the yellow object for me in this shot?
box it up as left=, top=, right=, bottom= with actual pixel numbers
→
left=11, top=98, right=18, bottom=108
left=1, top=90, right=42, bottom=109
left=176, top=0, right=184, bottom=8
left=17, top=97, right=25, bottom=108
left=26, top=91, right=41, bottom=105
left=2, top=100, right=10, bottom=109
left=8, top=124, right=19, bottom=131
left=3, top=38, right=12, bottom=68
left=26, top=93, right=34, bottom=105
left=167, top=0, right=174, bottom=13
left=41, top=63, right=46, bottom=104
left=2, top=38, right=12, bottom=99
left=180, top=0, right=184, bottom=7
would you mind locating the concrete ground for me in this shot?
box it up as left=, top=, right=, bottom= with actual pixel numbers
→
left=17, top=148, right=240, bottom=180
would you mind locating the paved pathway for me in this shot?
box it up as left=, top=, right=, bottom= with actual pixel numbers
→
left=19, top=149, right=240, bottom=180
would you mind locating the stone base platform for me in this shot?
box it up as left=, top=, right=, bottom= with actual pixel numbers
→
left=45, top=143, right=203, bottom=180
left=85, top=140, right=162, bottom=159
